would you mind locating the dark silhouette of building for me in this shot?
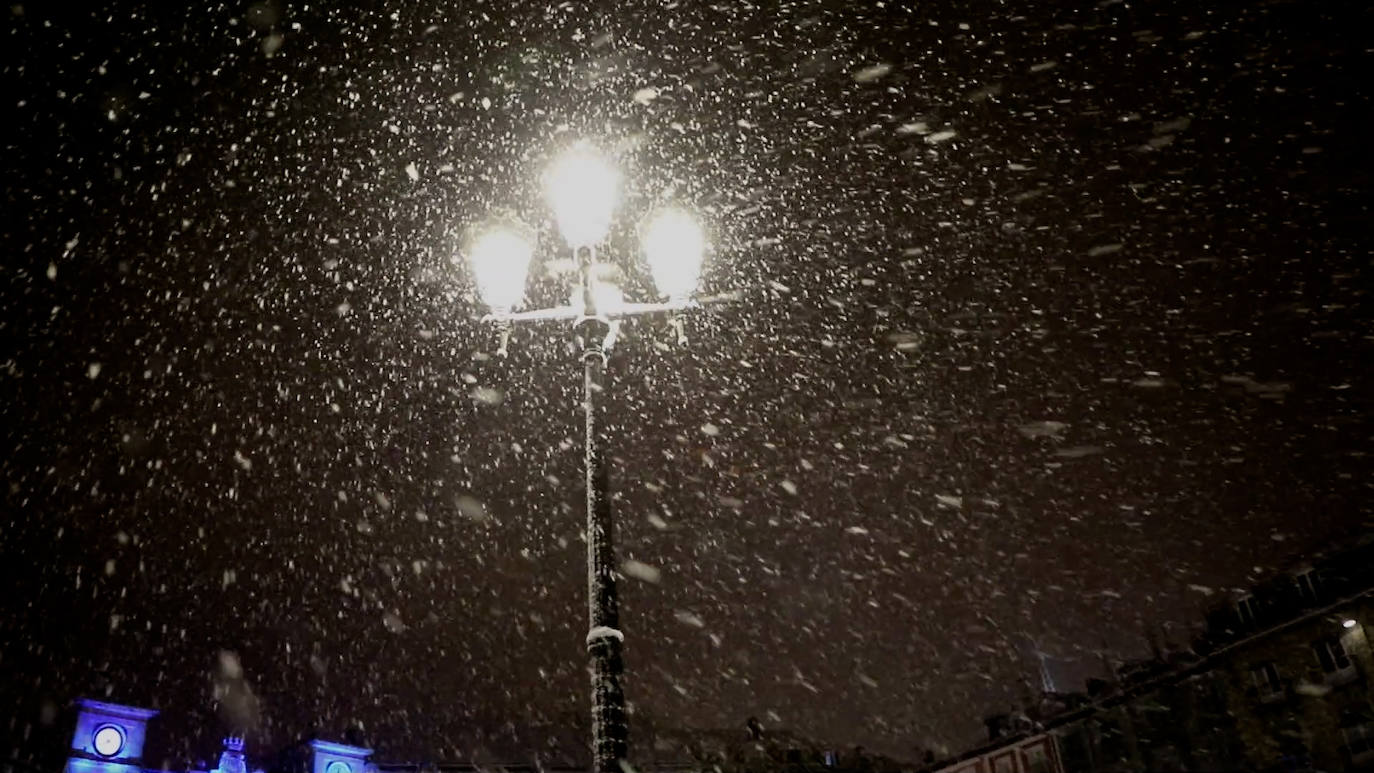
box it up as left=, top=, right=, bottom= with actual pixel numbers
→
left=923, top=533, right=1374, bottom=773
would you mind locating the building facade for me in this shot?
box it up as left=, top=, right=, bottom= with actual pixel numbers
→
left=49, top=701, right=879, bottom=773
left=43, top=536, right=1374, bottom=773
left=57, top=700, right=375, bottom=773
left=925, top=535, right=1374, bottom=773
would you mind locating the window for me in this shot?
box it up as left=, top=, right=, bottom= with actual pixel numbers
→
left=1294, top=569, right=1319, bottom=601
left=1236, top=595, right=1259, bottom=625
left=1345, top=723, right=1374, bottom=753
left=1315, top=637, right=1352, bottom=672
left=1342, top=709, right=1374, bottom=763
left=1314, top=637, right=1355, bottom=682
left=1022, top=742, right=1052, bottom=773
left=1250, top=662, right=1283, bottom=701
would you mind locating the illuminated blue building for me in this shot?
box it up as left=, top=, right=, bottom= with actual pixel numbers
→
left=61, top=700, right=373, bottom=773
left=56, top=696, right=865, bottom=773
left=64, top=700, right=159, bottom=773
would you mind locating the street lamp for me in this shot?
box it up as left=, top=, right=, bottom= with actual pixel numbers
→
left=546, top=144, right=619, bottom=250
left=466, top=223, right=535, bottom=317
left=460, top=143, right=708, bottom=773
left=642, top=208, right=705, bottom=302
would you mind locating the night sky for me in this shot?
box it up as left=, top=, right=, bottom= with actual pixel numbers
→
left=4, top=0, right=1372, bottom=768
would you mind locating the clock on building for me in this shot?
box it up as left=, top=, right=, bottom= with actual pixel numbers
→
left=92, top=725, right=126, bottom=757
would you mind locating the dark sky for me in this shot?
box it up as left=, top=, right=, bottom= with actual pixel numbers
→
left=3, top=0, right=1372, bottom=767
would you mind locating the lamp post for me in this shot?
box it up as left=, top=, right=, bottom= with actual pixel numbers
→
left=460, top=143, right=707, bottom=773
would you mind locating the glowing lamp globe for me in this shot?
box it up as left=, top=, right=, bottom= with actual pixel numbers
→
left=643, top=208, right=704, bottom=300
left=466, top=226, right=533, bottom=313
left=546, top=146, right=619, bottom=247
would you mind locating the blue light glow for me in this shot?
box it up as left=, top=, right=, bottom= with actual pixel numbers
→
left=308, top=738, right=372, bottom=773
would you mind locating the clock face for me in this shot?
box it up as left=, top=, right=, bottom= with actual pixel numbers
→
left=93, top=725, right=125, bottom=757
left=325, top=762, right=351, bottom=773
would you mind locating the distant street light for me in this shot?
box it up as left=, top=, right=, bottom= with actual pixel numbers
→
left=460, top=142, right=711, bottom=773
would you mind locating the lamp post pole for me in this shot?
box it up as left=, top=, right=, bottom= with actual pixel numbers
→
left=463, top=146, right=708, bottom=773
left=574, top=246, right=628, bottom=773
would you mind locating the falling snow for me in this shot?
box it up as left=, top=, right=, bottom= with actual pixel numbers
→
left=2, top=0, right=1372, bottom=767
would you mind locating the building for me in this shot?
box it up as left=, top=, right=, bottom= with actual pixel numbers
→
left=54, top=700, right=375, bottom=773
left=923, top=533, right=1374, bottom=773
left=922, top=733, right=1058, bottom=773
left=46, top=700, right=885, bottom=773
left=39, top=534, right=1374, bottom=773
left=1204, top=540, right=1374, bottom=772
